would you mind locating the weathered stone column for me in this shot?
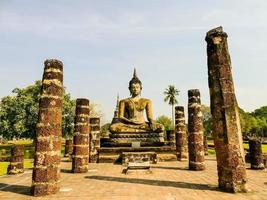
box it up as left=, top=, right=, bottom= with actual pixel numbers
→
left=89, top=117, right=100, bottom=163
left=206, top=26, right=247, bottom=192
left=188, top=89, right=205, bottom=170
left=72, top=99, right=90, bottom=173
left=64, top=139, right=73, bottom=157
left=32, top=59, right=63, bottom=196
left=175, top=106, right=188, bottom=161
left=249, top=139, right=264, bottom=170
left=8, top=145, right=24, bottom=174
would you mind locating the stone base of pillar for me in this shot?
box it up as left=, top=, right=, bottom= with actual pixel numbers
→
left=219, top=182, right=248, bottom=193
left=176, top=153, right=188, bottom=161
left=8, top=145, right=24, bottom=175
left=72, top=154, right=89, bottom=173
left=249, top=139, right=265, bottom=170
left=7, top=162, right=24, bottom=174
left=31, top=183, right=60, bottom=196
left=189, top=161, right=205, bottom=171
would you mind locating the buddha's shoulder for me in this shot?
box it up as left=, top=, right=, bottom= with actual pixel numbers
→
left=140, top=98, right=151, bottom=103
left=119, top=98, right=151, bottom=103
left=119, top=98, right=130, bottom=103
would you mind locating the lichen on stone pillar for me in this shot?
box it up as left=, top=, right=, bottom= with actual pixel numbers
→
left=175, top=106, right=188, bottom=161
left=31, top=59, right=63, bottom=196
left=72, top=99, right=90, bottom=173
left=206, top=26, right=247, bottom=192
left=188, top=89, right=205, bottom=170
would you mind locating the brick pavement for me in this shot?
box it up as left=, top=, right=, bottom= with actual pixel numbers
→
left=0, top=156, right=266, bottom=200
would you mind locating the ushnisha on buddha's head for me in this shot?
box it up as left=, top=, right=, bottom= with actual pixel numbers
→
left=129, top=69, right=142, bottom=97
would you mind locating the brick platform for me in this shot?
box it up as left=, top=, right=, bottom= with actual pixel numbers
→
left=0, top=155, right=266, bottom=199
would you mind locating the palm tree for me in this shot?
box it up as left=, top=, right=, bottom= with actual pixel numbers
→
left=164, top=85, right=179, bottom=126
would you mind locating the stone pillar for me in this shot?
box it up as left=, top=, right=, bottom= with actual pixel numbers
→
left=249, top=139, right=264, bottom=170
left=204, top=136, right=209, bottom=155
left=206, top=26, right=247, bottom=192
left=32, top=59, right=63, bottom=196
left=72, top=99, right=90, bottom=173
left=89, top=117, right=100, bottom=163
left=169, top=130, right=176, bottom=146
left=175, top=106, right=188, bottom=161
left=64, top=139, right=73, bottom=157
left=188, top=89, right=205, bottom=170
left=8, top=145, right=24, bottom=174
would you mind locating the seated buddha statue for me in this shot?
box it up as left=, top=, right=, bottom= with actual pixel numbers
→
left=109, top=69, right=164, bottom=134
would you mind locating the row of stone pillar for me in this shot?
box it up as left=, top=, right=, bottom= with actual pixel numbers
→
left=31, top=59, right=101, bottom=196
left=27, top=26, right=264, bottom=197
left=174, top=89, right=205, bottom=171
left=72, top=99, right=101, bottom=173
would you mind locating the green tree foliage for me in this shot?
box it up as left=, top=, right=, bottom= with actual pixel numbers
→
left=163, top=85, right=179, bottom=126
left=252, top=106, right=267, bottom=118
left=201, top=105, right=212, bottom=137
left=200, top=105, right=267, bottom=138
left=240, top=107, right=267, bottom=137
left=156, top=115, right=173, bottom=131
left=0, top=81, right=76, bottom=139
left=62, top=92, right=76, bottom=139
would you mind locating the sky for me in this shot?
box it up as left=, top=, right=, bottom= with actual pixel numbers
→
left=0, top=0, right=267, bottom=124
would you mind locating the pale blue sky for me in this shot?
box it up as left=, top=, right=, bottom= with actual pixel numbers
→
left=0, top=0, right=267, bottom=123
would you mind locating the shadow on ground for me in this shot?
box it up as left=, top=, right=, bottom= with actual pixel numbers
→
left=85, top=175, right=218, bottom=191
left=0, top=183, right=31, bottom=196
left=61, top=169, right=72, bottom=173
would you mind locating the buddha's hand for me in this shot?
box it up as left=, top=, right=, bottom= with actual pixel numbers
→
left=148, top=121, right=157, bottom=131
left=131, top=120, right=143, bottom=125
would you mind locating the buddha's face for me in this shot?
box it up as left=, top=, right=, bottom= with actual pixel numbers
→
left=129, top=83, right=141, bottom=97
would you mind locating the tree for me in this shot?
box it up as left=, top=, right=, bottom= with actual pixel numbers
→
left=163, top=85, right=179, bottom=126
left=62, top=92, right=76, bottom=139
left=239, top=107, right=267, bottom=138
left=156, top=115, right=173, bottom=131
left=201, top=105, right=212, bottom=137
left=0, top=81, right=75, bottom=139
left=0, top=81, right=42, bottom=139
left=252, top=106, right=267, bottom=118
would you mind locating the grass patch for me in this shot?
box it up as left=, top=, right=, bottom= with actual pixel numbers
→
left=208, top=148, right=216, bottom=155
left=208, top=140, right=267, bottom=153
left=0, top=159, right=33, bottom=176
left=8, top=140, right=33, bottom=145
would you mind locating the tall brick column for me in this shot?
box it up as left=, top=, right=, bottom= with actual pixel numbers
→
left=188, top=89, right=205, bottom=170
left=72, top=99, right=90, bottom=173
left=64, top=139, right=73, bottom=157
left=206, top=26, right=247, bottom=192
left=89, top=117, right=100, bottom=163
left=32, top=59, right=63, bottom=196
left=175, top=106, right=188, bottom=161
left=249, top=139, right=264, bottom=170
left=8, top=145, right=24, bottom=174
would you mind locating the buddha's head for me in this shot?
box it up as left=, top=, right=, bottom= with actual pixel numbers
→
left=129, top=69, right=142, bottom=97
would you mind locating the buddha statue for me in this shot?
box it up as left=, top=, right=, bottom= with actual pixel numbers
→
left=109, top=69, right=164, bottom=145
